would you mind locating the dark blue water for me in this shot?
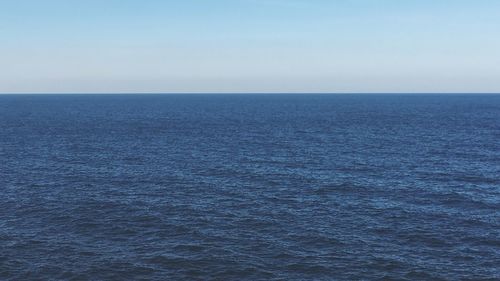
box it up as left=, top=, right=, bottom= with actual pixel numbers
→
left=1, top=94, right=499, bottom=280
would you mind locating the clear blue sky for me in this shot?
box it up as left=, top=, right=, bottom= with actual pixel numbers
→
left=1, top=0, right=499, bottom=93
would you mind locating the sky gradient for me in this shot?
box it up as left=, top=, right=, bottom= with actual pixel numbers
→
left=1, top=0, right=500, bottom=93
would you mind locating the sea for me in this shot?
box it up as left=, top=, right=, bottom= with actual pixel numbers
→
left=0, top=94, right=499, bottom=280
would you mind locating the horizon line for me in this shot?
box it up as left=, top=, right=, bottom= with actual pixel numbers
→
left=1, top=92, right=500, bottom=95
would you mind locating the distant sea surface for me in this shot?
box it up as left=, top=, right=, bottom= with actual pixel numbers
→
left=1, top=94, right=499, bottom=280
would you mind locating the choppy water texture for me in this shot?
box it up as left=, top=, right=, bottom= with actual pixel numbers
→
left=1, top=94, right=499, bottom=280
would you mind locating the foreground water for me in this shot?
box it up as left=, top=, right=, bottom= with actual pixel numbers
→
left=1, top=94, right=499, bottom=280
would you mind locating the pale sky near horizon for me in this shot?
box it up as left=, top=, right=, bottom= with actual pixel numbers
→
left=1, top=0, right=499, bottom=93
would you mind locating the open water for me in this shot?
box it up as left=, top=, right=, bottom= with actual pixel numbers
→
left=0, top=94, right=499, bottom=280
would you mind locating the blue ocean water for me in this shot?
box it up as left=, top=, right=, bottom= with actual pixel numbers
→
left=0, top=94, right=499, bottom=280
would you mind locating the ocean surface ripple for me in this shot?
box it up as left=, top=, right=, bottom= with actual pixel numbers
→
left=1, top=94, right=499, bottom=280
